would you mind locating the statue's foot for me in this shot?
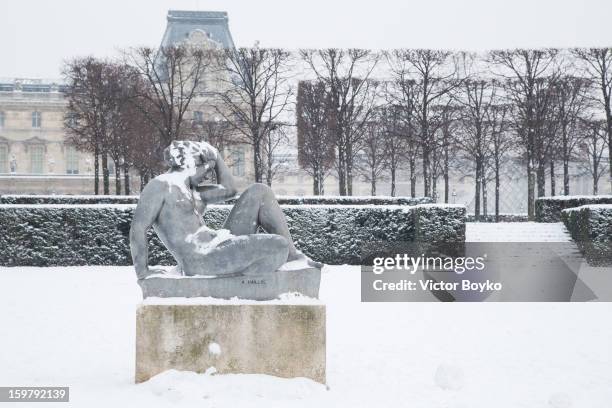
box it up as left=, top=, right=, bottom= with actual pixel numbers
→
left=288, top=250, right=324, bottom=269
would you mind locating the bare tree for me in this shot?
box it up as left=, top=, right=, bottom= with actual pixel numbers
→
left=489, top=49, right=558, bottom=219
left=455, top=79, right=501, bottom=219
left=214, top=46, right=293, bottom=183
left=190, top=117, right=235, bottom=154
left=359, top=118, right=388, bottom=195
left=63, top=57, right=106, bottom=194
left=487, top=104, right=513, bottom=221
left=125, top=44, right=212, bottom=162
left=296, top=80, right=335, bottom=195
left=432, top=102, right=460, bottom=203
left=572, top=48, right=612, bottom=191
left=64, top=58, right=135, bottom=194
left=262, top=122, right=291, bottom=186
left=387, top=49, right=462, bottom=198
left=577, top=118, right=609, bottom=194
left=300, top=49, right=379, bottom=195
left=549, top=75, right=591, bottom=195
left=378, top=103, right=407, bottom=196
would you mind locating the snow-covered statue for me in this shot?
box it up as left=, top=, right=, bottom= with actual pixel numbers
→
left=129, top=141, right=322, bottom=300
left=9, top=155, right=17, bottom=173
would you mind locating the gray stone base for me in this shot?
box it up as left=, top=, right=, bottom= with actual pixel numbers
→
left=135, top=303, right=326, bottom=384
left=138, top=267, right=321, bottom=300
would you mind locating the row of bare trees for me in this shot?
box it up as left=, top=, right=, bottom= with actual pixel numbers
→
left=297, top=48, right=611, bottom=219
left=63, top=43, right=295, bottom=194
left=63, top=44, right=611, bottom=219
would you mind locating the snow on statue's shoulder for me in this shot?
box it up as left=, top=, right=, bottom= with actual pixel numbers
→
left=156, top=170, right=194, bottom=196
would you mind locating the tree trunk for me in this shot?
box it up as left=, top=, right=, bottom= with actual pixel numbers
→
left=410, top=158, right=416, bottom=198
left=444, top=140, right=449, bottom=203
left=432, top=176, right=438, bottom=203
left=390, top=166, right=396, bottom=197
left=474, top=159, right=481, bottom=221
left=94, top=148, right=100, bottom=195
left=482, top=174, right=488, bottom=218
left=115, top=160, right=121, bottom=195
left=123, top=162, right=131, bottom=195
left=536, top=161, right=546, bottom=197
left=495, top=161, right=500, bottom=222
left=593, top=146, right=599, bottom=195
left=422, top=145, right=430, bottom=197
left=101, top=155, right=110, bottom=195
left=253, top=137, right=262, bottom=183
left=371, top=175, right=376, bottom=195
left=550, top=160, right=556, bottom=196
left=527, top=153, right=535, bottom=219
left=603, top=86, right=612, bottom=193
left=563, top=159, right=570, bottom=195
left=337, top=143, right=346, bottom=196
left=266, top=164, right=272, bottom=187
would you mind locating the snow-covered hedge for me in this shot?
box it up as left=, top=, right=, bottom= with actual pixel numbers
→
left=0, top=194, right=432, bottom=206
left=535, top=195, right=612, bottom=222
left=0, top=194, right=140, bottom=205
left=466, top=214, right=529, bottom=222
left=561, top=205, right=612, bottom=266
left=0, top=203, right=465, bottom=266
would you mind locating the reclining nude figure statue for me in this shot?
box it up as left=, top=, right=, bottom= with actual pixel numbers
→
left=130, top=141, right=322, bottom=300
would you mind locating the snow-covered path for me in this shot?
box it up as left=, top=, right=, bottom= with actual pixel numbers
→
left=0, top=265, right=611, bottom=408
left=466, top=222, right=572, bottom=242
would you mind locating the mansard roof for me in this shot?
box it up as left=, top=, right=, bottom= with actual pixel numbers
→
left=160, top=10, right=236, bottom=49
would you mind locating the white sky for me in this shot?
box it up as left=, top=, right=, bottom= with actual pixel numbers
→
left=1, top=0, right=611, bottom=79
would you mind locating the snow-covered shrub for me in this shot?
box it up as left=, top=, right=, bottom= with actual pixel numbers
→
left=414, top=204, right=466, bottom=243
left=536, top=195, right=612, bottom=222
left=0, top=203, right=465, bottom=266
left=561, top=205, right=612, bottom=266
left=0, top=194, right=432, bottom=206
left=0, top=194, right=139, bottom=205
left=229, top=195, right=433, bottom=206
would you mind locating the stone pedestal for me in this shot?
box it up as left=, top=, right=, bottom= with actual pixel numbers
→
left=135, top=303, right=326, bottom=384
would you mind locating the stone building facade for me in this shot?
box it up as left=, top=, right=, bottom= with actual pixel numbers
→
left=0, top=79, right=106, bottom=194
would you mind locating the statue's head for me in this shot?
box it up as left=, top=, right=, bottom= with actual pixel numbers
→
left=164, top=141, right=217, bottom=170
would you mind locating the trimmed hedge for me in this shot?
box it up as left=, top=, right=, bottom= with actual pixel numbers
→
left=0, top=195, right=140, bottom=205
left=535, top=195, right=612, bottom=222
left=561, top=205, right=612, bottom=266
left=0, top=203, right=465, bottom=266
left=0, top=194, right=432, bottom=206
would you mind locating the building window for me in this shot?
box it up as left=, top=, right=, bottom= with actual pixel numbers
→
left=65, top=146, right=79, bottom=174
left=32, top=111, right=42, bottom=128
left=30, top=145, right=44, bottom=174
left=0, top=145, right=7, bottom=173
left=193, top=111, right=204, bottom=124
left=231, top=147, right=245, bottom=177
left=0, top=111, right=4, bottom=129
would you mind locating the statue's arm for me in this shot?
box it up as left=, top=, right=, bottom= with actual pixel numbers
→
left=197, top=155, right=238, bottom=203
left=129, top=180, right=165, bottom=280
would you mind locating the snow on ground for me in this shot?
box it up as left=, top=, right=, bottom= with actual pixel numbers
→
left=1, top=262, right=611, bottom=407
left=466, top=222, right=573, bottom=242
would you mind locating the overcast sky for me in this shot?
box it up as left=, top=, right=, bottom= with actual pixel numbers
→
left=2, top=0, right=611, bottom=79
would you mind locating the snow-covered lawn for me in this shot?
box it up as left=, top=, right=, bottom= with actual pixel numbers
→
left=466, top=221, right=572, bottom=242
left=1, top=264, right=611, bottom=407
